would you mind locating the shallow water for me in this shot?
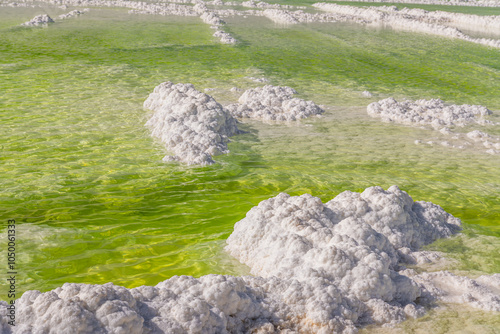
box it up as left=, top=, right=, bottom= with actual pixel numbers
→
left=0, top=4, right=499, bottom=328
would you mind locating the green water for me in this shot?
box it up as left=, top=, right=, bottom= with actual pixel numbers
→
left=0, top=5, right=499, bottom=326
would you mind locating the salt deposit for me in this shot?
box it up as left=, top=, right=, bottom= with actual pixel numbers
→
left=12, top=186, right=499, bottom=333
left=213, top=29, right=237, bottom=44
left=326, top=0, right=500, bottom=7
left=313, top=3, right=500, bottom=49
left=144, top=81, right=239, bottom=165
left=57, top=8, right=88, bottom=19
left=21, top=14, right=54, bottom=26
left=263, top=9, right=299, bottom=24
left=367, top=97, right=491, bottom=128
left=226, top=85, right=324, bottom=121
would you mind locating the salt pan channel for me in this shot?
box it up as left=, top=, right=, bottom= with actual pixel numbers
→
left=3, top=186, right=499, bottom=333
left=226, top=85, right=324, bottom=121
left=144, top=82, right=239, bottom=165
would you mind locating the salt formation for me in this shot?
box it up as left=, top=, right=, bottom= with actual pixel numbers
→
left=213, top=30, right=237, bottom=44
left=57, top=8, right=88, bottom=20
left=367, top=97, right=491, bottom=128
left=11, top=186, right=499, bottom=333
left=327, top=0, right=500, bottom=7
left=21, top=14, right=54, bottom=26
left=144, top=82, right=239, bottom=165
left=263, top=9, right=299, bottom=24
left=226, top=85, right=324, bottom=121
left=313, top=3, right=500, bottom=49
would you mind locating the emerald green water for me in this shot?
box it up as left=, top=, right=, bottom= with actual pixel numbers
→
left=0, top=5, right=499, bottom=320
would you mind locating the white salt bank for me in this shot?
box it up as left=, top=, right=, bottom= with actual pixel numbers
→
left=367, top=97, right=492, bottom=128
left=144, top=82, right=239, bottom=165
left=7, top=186, right=499, bottom=333
left=226, top=85, right=324, bottom=121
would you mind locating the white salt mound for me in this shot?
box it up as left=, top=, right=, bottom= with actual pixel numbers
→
left=226, top=85, right=324, bottom=121
left=144, top=82, right=239, bottom=165
left=22, top=14, right=54, bottom=26
left=8, top=186, right=500, bottom=333
left=367, top=97, right=491, bottom=128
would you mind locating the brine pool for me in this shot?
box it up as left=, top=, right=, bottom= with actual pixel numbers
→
left=0, top=3, right=499, bottom=331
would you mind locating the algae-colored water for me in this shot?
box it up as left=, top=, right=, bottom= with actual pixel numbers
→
left=0, top=5, right=499, bottom=330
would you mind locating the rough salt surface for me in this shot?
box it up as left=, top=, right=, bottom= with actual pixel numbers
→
left=21, top=14, right=54, bottom=26
left=367, top=97, right=491, bottom=128
left=144, top=82, right=239, bottom=165
left=8, top=186, right=500, bottom=333
left=226, top=85, right=324, bottom=121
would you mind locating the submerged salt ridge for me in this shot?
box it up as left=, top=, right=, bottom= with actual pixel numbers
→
left=144, top=82, right=239, bottom=165
left=367, top=97, right=500, bottom=154
left=3, top=186, right=499, bottom=333
left=367, top=97, right=492, bottom=127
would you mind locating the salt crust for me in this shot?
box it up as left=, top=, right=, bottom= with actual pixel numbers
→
left=367, top=97, right=491, bottom=128
left=21, top=14, right=54, bottom=26
left=144, top=82, right=239, bottom=165
left=407, top=270, right=500, bottom=311
left=7, top=186, right=499, bottom=333
left=226, top=85, right=325, bottom=121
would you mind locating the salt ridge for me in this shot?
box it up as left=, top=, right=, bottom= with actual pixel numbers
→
left=313, top=3, right=500, bottom=49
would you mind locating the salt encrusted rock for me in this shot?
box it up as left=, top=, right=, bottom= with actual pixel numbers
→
left=144, top=82, right=239, bottom=165
left=367, top=97, right=492, bottom=128
left=226, top=85, right=324, bottom=121
left=22, top=14, right=54, bottom=26
left=362, top=90, right=373, bottom=98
